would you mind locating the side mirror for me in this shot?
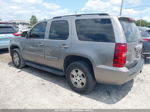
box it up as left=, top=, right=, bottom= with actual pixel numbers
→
left=21, top=31, right=28, bottom=37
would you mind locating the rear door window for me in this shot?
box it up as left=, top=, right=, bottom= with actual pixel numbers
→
left=75, top=19, right=115, bottom=42
left=0, top=26, right=17, bottom=34
left=49, top=20, right=69, bottom=40
left=120, top=21, right=140, bottom=43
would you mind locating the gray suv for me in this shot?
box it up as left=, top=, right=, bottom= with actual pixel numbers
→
left=9, top=14, right=144, bottom=94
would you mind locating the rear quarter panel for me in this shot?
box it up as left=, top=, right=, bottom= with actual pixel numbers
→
left=64, top=42, right=115, bottom=67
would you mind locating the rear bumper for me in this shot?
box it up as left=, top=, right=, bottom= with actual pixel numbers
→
left=0, top=44, right=9, bottom=49
left=94, top=58, right=144, bottom=85
left=0, top=40, right=10, bottom=49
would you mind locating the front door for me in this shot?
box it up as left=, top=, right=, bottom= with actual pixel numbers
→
left=22, top=22, right=47, bottom=64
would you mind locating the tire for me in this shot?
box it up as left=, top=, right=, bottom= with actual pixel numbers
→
left=12, top=49, right=25, bottom=69
left=66, top=61, right=96, bottom=94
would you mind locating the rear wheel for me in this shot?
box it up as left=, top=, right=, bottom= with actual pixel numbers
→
left=66, top=61, right=96, bottom=94
left=12, top=49, right=25, bottom=69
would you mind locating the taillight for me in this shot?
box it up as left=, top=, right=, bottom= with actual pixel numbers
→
left=143, top=38, right=150, bottom=42
left=13, top=33, right=20, bottom=36
left=113, top=43, right=127, bottom=67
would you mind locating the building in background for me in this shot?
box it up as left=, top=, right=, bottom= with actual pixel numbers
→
left=0, top=20, right=31, bottom=32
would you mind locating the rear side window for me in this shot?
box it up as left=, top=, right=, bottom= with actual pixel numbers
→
left=49, top=20, right=69, bottom=40
left=75, top=19, right=115, bottom=42
left=120, top=21, right=140, bottom=43
left=0, top=26, right=17, bottom=34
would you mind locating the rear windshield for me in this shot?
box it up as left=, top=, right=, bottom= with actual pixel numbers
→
left=75, top=19, right=115, bottom=42
left=120, top=21, right=141, bottom=43
left=0, top=26, right=17, bottom=34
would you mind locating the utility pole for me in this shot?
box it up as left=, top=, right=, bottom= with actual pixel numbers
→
left=120, top=0, right=124, bottom=16
left=140, top=19, right=142, bottom=26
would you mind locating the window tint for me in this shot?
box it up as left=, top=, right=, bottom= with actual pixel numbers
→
left=0, top=26, right=17, bottom=34
left=49, top=20, right=69, bottom=40
left=29, top=22, right=47, bottom=39
left=120, top=21, right=140, bottom=43
left=75, top=19, right=115, bottom=42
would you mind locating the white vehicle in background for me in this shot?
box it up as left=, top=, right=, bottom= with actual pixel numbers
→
left=0, top=24, right=20, bottom=50
left=139, top=26, right=150, bottom=35
left=17, top=24, right=30, bottom=34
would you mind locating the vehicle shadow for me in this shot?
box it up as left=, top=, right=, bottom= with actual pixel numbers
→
left=144, top=57, right=150, bottom=64
left=0, top=49, right=8, bottom=54
left=86, top=80, right=133, bottom=104
left=8, top=62, right=134, bottom=104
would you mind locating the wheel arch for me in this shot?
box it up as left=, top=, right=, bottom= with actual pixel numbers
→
left=64, top=55, right=95, bottom=74
left=10, top=45, right=20, bottom=56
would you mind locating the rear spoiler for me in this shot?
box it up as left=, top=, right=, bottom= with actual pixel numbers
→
left=119, top=17, right=135, bottom=22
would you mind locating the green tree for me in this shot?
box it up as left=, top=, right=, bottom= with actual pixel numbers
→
left=30, top=15, right=38, bottom=26
left=135, top=19, right=150, bottom=27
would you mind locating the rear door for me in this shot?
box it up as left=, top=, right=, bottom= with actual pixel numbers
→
left=119, top=18, right=143, bottom=67
left=44, top=20, right=71, bottom=70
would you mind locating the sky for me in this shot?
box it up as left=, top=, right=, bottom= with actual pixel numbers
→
left=0, top=0, right=150, bottom=21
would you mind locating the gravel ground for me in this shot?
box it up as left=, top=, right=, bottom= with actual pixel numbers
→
left=0, top=50, right=150, bottom=109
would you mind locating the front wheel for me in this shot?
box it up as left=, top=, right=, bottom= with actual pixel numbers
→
left=12, top=49, right=25, bottom=69
left=66, top=61, right=96, bottom=94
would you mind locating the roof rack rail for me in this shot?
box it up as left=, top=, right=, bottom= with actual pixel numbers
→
left=53, top=13, right=109, bottom=19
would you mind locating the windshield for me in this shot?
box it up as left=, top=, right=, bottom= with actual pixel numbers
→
left=0, top=26, right=17, bottom=34
left=120, top=21, right=141, bottom=43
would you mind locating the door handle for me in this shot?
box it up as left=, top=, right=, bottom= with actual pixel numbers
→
left=38, top=43, right=44, bottom=47
left=61, top=44, right=69, bottom=49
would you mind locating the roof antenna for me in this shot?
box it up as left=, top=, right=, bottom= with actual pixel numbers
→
left=120, top=0, right=124, bottom=16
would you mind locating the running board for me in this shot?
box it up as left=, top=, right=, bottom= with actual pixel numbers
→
left=25, top=62, right=65, bottom=76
